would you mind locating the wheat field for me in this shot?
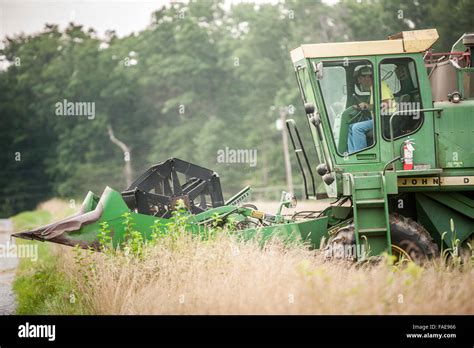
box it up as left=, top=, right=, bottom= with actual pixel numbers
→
left=54, top=229, right=473, bottom=315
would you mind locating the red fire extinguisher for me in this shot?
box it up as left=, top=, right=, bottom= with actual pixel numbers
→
left=402, top=139, right=415, bottom=170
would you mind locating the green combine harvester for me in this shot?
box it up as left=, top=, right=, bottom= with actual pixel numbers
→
left=14, top=29, right=474, bottom=263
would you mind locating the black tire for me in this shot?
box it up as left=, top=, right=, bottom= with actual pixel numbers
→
left=324, top=213, right=439, bottom=264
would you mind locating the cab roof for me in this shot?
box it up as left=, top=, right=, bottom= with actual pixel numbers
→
left=290, top=29, right=439, bottom=63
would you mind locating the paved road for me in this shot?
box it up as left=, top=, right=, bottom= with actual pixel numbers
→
left=0, top=219, right=18, bottom=315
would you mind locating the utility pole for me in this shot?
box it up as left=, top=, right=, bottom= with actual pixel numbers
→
left=107, top=125, right=133, bottom=187
left=279, top=106, right=294, bottom=195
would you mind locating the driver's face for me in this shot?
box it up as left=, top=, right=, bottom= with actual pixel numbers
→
left=358, top=74, right=373, bottom=88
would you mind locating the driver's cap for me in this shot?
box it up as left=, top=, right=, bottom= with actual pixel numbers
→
left=355, top=66, right=372, bottom=77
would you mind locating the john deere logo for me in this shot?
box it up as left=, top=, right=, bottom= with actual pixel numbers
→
left=398, top=176, right=474, bottom=187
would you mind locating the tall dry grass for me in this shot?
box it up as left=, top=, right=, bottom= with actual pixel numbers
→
left=54, top=230, right=474, bottom=315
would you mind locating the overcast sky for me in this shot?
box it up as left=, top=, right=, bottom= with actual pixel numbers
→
left=1, top=0, right=170, bottom=41
left=0, top=0, right=337, bottom=44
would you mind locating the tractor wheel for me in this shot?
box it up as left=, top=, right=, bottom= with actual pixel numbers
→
left=324, top=213, right=439, bottom=264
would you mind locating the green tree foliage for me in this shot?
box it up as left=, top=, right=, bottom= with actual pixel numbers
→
left=0, top=0, right=471, bottom=216
left=340, top=0, right=474, bottom=51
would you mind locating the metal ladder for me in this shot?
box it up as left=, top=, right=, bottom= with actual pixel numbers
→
left=349, top=172, right=392, bottom=260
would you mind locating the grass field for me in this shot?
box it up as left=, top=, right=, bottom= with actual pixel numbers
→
left=11, top=199, right=474, bottom=315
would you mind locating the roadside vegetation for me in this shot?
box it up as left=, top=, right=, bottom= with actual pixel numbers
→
left=12, top=200, right=90, bottom=314
left=12, top=200, right=473, bottom=315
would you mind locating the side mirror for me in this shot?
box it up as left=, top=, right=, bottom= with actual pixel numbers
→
left=312, top=61, right=324, bottom=80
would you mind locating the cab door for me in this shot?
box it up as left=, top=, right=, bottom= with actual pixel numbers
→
left=313, top=57, right=381, bottom=166
left=375, top=54, right=437, bottom=169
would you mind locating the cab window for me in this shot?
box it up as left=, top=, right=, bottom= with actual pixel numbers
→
left=379, top=58, right=424, bottom=140
left=318, top=59, right=375, bottom=155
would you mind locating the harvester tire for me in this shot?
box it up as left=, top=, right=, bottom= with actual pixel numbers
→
left=325, top=213, right=439, bottom=264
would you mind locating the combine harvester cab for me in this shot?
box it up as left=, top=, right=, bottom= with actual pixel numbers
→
left=288, top=29, right=474, bottom=262
left=13, top=158, right=331, bottom=251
